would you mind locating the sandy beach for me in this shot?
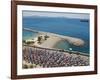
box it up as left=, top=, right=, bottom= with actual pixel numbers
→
left=46, top=32, right=85, bottom=46
left=24, top=28, right=85, bottom=48
left=33, top=33, right=85, bottom=50
left=39, top=36, right=62, bottom=48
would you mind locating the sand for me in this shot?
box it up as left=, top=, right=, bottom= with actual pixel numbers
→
left=38, top=36, right=62, bottom=48
left=36, top=34, right=85, bottom=49
left=24, top=28, right=85, bottom=48
left=46, top=32, right=85, bottom=46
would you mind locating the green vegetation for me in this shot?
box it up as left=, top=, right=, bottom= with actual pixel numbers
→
left=38, top=36, right=42, bottom=44
left=29, top=64, right=33, bottom=68
left=44, top=35, right=49, bottom=40
left=23, top=64, right=28, bottom=69
left=26, top=41, right=32, bottom=45
left=23, top=40, right=26, bottom=43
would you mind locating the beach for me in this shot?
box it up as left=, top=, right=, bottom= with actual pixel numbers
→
left=24, top=28, right=85, bottom=49
left=22, top=29, right=89, bottom=68
left=38, top=36, right=62, bottom=48
left=22, top=11, right=90, bottom=68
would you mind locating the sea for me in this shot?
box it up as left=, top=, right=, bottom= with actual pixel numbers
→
left=23, top=17, right=90, bottom=53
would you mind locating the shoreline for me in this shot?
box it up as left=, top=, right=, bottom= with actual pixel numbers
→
left=23, top=28, right=88, bottom=54
left=24, top=28, right=85, bottom=46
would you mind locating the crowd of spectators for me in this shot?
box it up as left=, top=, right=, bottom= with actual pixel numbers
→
left=23, top=47, right=89, bottom=68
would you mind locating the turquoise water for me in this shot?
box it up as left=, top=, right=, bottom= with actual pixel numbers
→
left=23, top=13, right=89, bottom=53
left=54, top=40, right=88, bottom=53
left=23, top=30, right=38, bottom=40
left=53, top=40, right=70, bottom=50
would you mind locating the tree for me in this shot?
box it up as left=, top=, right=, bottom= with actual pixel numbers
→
left=44, top=35, right=49, bottom=40
left=38, top=36, right=42, bottom=44
left=23, top=40, right=26, bottom=43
